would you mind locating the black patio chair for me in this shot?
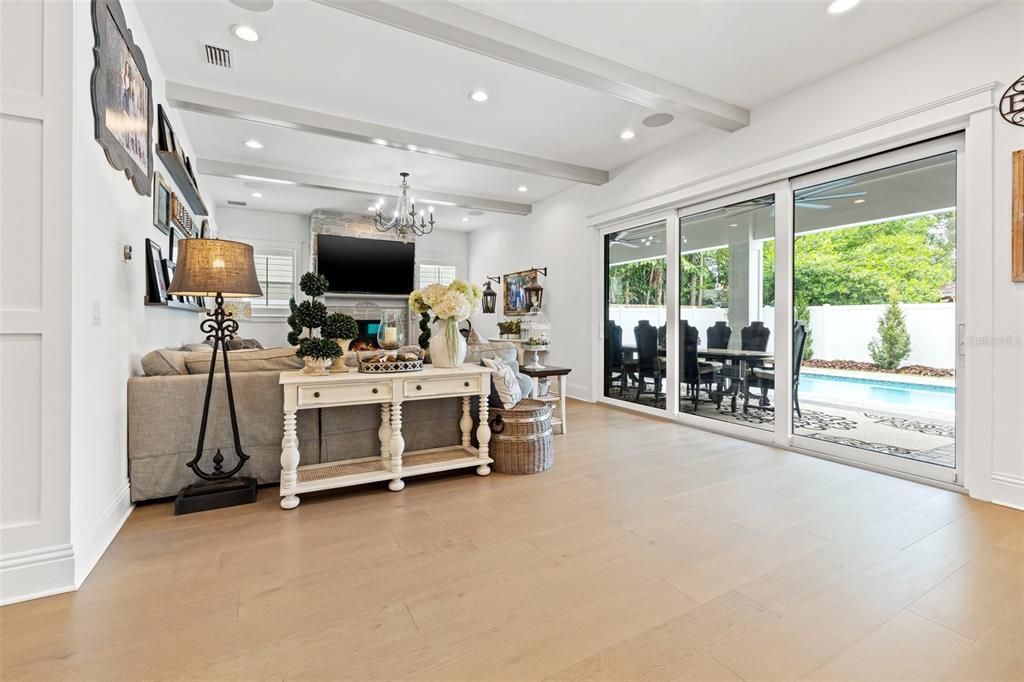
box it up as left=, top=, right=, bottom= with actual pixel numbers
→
left=604, top=320, right=625, bottom=394
left=745, top=322, right=808, bottom=417
left=680, top=320, right=719, bottom=410
left=633, top=320, right=664, bottom=401
left=706, top=321, right=732, bottom=349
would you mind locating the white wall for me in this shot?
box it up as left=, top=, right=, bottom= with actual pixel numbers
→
left=217, top=206, right=309, bottom=347
left=218, top=206, right=471, bottom=348
left=1, top=1, right=75, bottom=604
left=469, top=186, right=595, bottom=399
left=68, top=0, right=208, bottom=587
left=470, top=2, right=1024, bottom=506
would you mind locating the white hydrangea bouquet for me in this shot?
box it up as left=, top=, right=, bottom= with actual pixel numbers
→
left=409, top=280, right=482, bottom=367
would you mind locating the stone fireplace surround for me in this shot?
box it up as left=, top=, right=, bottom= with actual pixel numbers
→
left=311, top=209, right=415, bottom=350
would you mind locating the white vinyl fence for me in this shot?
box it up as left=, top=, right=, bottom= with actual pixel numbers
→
left=608, top=303, right=955, bottom=369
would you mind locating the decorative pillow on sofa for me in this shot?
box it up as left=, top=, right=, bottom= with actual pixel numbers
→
left=185, top=347, right=303, bottom=374
left=141, top=349, right=190, bottom=376
left=481, top=358, right=522, bottom=409
left=226, top=338, right=264, bottom=350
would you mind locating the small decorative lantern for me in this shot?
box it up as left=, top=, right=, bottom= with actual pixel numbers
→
left=524, top=271, right=544, bottom=311
left=481, top=280, right=498, bottom=314
left=377, top=310, right=404, bottom=350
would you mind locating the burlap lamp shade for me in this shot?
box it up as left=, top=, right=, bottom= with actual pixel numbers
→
left=168, top=239, right=263, bottom=298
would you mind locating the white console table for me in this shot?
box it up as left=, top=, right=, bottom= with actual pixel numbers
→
left=278, top=365, right=493, bottom=509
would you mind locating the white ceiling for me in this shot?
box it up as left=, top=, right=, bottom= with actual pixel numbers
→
left=463, top=1, right=993, bottom=108
left=135, top=0, right=989, bottom=224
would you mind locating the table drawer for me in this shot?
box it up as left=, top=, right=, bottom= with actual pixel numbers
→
left=404, top=375, right=481, bottom=398
left=298, top=381, right=391, bottom=406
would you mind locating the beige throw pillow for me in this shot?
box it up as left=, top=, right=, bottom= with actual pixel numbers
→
left=481, top=357, right=522, bottom=409
left=185, top=347, right=303, bottom=374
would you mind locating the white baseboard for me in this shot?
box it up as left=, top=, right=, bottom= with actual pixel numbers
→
left=567, top=383, right=593, bottom=402
left=986, top=472, right=1024, bottom=510
left=0, top=482, right=133, bottom=605
left=0, top=544, right=75, bottom=606
left=73, top=481, right=133, bottom=587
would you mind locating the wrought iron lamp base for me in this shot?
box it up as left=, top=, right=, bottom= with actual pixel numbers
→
left=174, top=475, right=257, bottom=515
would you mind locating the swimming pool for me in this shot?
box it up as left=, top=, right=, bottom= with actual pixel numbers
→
left=799, top=372, right=955, bottom=413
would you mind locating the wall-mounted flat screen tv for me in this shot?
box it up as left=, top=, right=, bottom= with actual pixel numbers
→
left=316, top=234, right=415, bottom=296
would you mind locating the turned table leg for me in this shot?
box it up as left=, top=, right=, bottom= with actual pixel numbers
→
left=388, top=401, right=405, bottom=491
left=379, top=403, right=391, bottom=461
left=280, top=409, right=300, bottom=509
left=460, top=396, right=473, bottom=448
left=559, top=374, right=568, bottom=435
left=476, top=396, right=491, bottom=476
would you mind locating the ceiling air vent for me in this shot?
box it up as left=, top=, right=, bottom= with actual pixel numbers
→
left=203, top=44, right=232, bottom=69
left=227, top=200, right=247, bottom=207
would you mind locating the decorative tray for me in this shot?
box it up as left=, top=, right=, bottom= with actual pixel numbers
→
left=358, top=359, right=424, bottom=374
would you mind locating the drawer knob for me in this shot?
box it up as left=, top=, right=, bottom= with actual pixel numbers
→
left=464, top=381, right=470, bottom=387
left=372, top=388, right=379, bottom=394
left=313, top=391, right=321, bottom=398
left=416, top=384, right=422, bottom=391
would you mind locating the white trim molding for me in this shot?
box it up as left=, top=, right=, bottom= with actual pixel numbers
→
left=0, top=545, right=75, bottom=606
left=73, top=482, right=133, bottom=588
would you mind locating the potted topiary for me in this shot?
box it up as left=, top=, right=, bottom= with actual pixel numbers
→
left=321, top=311, right=358, bottom=373
left=287, top=272, right=342, bottom=375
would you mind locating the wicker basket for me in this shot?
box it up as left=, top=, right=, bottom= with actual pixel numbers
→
left=488, top=399, right=553, bottom=474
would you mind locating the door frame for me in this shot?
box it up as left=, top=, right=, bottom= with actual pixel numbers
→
left=787, top=134, right=966, bottom=486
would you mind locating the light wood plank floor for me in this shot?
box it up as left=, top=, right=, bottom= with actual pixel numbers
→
left=2, top=400, right=1022, bottom=681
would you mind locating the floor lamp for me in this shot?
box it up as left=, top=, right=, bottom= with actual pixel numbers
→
left=167, top=238, right=263, bottom=515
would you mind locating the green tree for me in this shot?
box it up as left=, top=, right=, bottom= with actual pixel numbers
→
left=867, top=296, right=912, bottom=369
left=794, top=295, right=814, bottom=361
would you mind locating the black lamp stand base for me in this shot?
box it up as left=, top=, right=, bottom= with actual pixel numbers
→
left=174, top=476, right=257, bottom=515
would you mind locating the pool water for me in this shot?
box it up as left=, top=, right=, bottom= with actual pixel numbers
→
left=799, top=373, right=955, bottom=413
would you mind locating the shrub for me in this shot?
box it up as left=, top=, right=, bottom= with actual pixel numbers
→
left=795, top=296, right=814, bottom=361
left=322, top=312, right=358, bottom=341
left=868, top=296, right=912, bottom=369
left=296, top=336, right=342, bottom=360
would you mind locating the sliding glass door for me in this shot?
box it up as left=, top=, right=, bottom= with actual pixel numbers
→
left=603, top=221, right=668, bottom=411
left=677, top=194, right=777, bottom=434
left=790, top=138, right=963, bottom=483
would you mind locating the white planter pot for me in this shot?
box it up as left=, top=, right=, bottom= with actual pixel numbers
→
left=301, top=356, right=331, bottom=376
left=329, top=339, right=352, bottom=373
left=429, top=319, right=467, bottom=368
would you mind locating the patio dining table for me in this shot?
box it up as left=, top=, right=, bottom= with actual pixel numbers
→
left=620, top=345, right=775, bottom=412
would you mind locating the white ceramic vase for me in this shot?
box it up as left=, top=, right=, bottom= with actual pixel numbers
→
left=429, top=319, right=467, bottom=368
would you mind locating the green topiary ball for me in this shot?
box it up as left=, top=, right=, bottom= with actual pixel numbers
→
left=293, top=299, right=327, bottom=330
left=322, top=312, right=358, bottom=340
left=299, top=272, right=330, bottom=298
left=297, top=336, right=342, bottom=360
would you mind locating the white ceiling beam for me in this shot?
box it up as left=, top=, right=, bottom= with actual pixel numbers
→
left=167, top=82, right=607, bottom=186
left=314, top=0, right=750, bottom=132
left=197, top=159, right=533, bottom=216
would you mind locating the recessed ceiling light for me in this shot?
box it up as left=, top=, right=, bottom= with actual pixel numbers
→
left=642, top=113, right=675, bottom=128
left=407, top=144, right=418, bottom=152
left=371, top=138, right=388, bottom=146
left=854, top=198, right=866, bottom=204
left=517, top=185, right=528, bottom=192
left=231, top=24, right=260, bottom=42
left=367, top=205, right=377, bottom=212
left=461, top=217, right=470, bottom=222
left=729, top=223, right=739, bottom=228
left=243, top=139, right=263, bottom=149
left=251, top=192, right=263, bottom=198
left=619, top=129, right=635, bottom=140
left=468, top=89, right=489, bottom=103
left=827, top=0, right=860, bottom=14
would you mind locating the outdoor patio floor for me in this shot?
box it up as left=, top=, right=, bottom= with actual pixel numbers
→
left=606, top=387, right=955, bottom=469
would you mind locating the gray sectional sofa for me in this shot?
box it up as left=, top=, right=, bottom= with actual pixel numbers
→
left=127, top=341, right=524, bottom=501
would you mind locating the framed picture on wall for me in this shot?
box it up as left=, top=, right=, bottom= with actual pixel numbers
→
left=153, top=172, right=171, bottom=234
left=90, top=0, right=153, bottom=196
left=502, top=268, right=540, bottom=316
left=145, top=238, right=167, bottom=304
left=168, top=225, right=187, bottom=262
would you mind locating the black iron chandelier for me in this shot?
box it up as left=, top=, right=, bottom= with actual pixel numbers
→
left=373, top=172, right=435, bottom=237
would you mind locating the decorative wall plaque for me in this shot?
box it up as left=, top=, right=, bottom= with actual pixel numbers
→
left=1000, top=75, right=1024, bottom=127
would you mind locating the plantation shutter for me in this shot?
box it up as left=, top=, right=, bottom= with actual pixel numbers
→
left=252, top=253, right=294, bottom=308
left=419, top=264, right=457, bottom=289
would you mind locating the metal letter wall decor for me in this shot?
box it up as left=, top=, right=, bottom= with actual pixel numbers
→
left=1001, top=75, right=1024, bottom=127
